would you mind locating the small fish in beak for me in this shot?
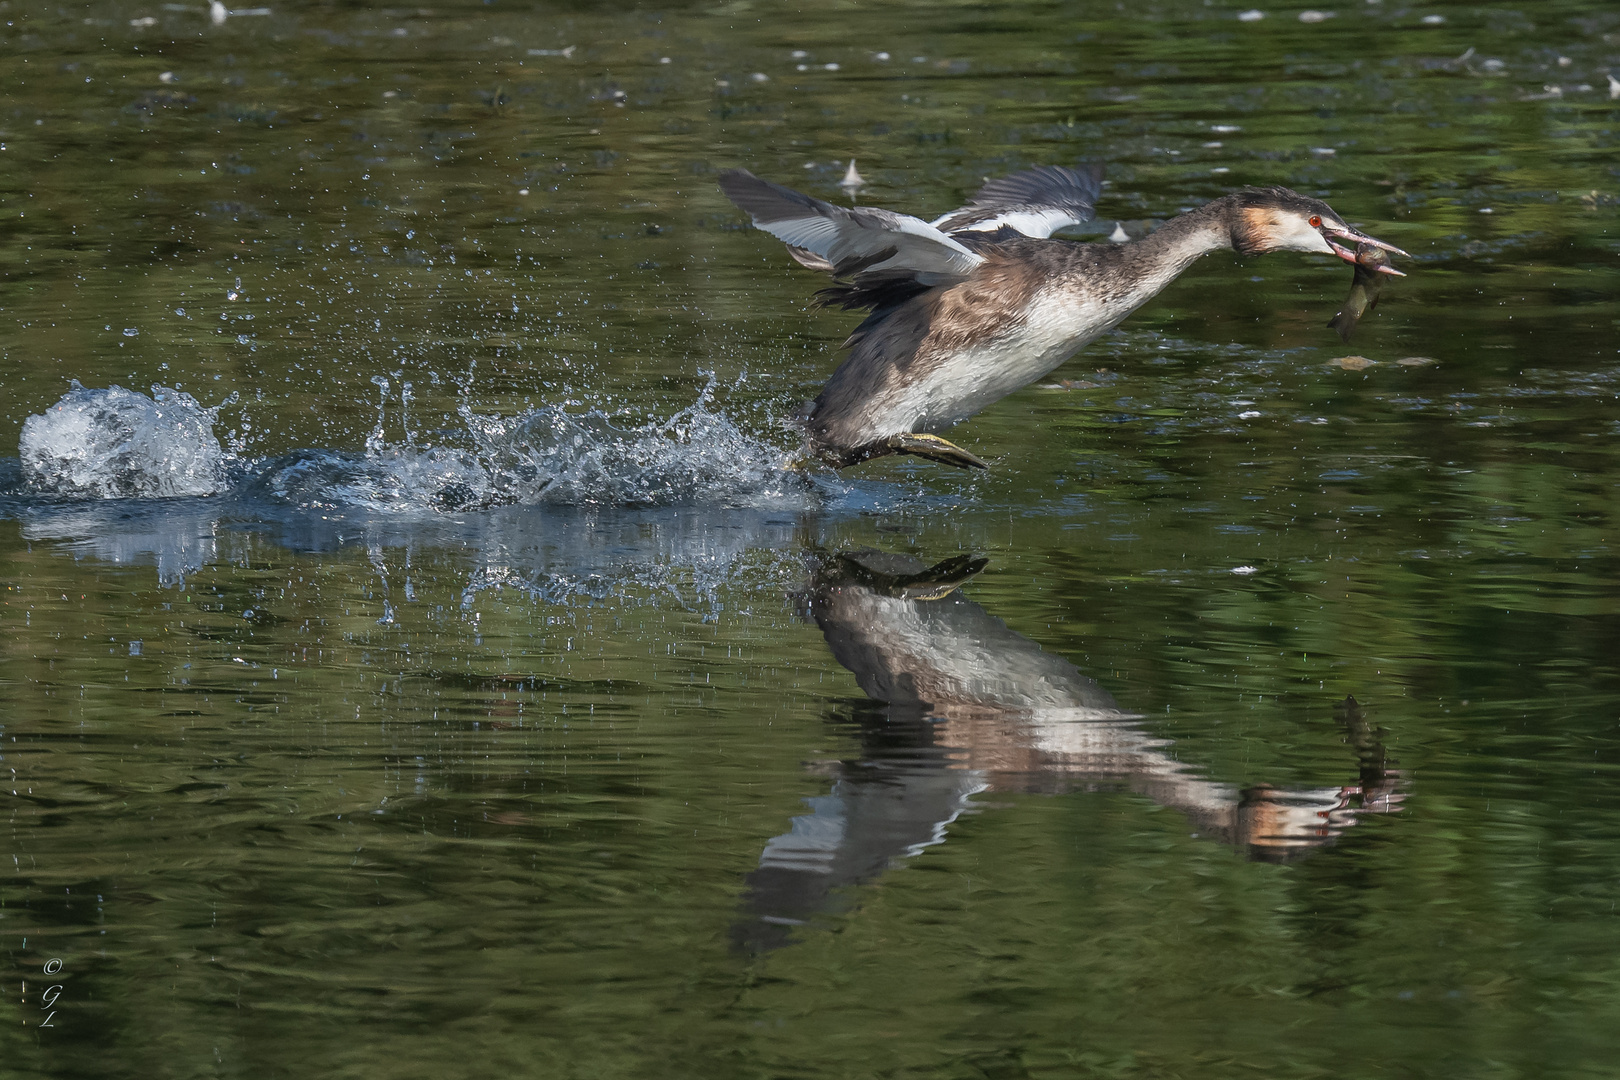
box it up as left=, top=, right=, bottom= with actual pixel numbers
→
left=1322, top=222, right=1409, bottom=264
left=1328, top=243, right=1405, bottom=342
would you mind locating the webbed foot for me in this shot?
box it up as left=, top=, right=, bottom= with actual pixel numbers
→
left=884, top=432, right=989, bottom=470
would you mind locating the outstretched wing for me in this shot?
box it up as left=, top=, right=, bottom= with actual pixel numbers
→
left=931, top=164, right=1104, bottom=238
left=719, top=168, right=984, bottom=284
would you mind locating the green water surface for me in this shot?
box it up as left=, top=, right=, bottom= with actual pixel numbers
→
left=3, top=2, right=1620, bottom=1077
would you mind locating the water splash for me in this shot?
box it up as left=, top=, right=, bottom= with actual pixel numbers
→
left=16, top=380, right=816, bottom=513
left=5, top=383, right=858, bottom=607
left=253, top=376, right=811, bottom=512
left=19, top=383, right=228, bottom=498
left=246, top=446, right=493, bottom=511
left=458, top=392, right=806, bottom=510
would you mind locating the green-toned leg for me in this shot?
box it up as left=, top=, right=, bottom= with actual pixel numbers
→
left=885, top=432, right=989, bottom=470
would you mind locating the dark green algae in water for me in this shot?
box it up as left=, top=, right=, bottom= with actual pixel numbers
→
left=3, top=1, right=1620, bottom=1077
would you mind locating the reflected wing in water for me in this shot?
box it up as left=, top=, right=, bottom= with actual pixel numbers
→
left=731, top=737, right=988, bottom=954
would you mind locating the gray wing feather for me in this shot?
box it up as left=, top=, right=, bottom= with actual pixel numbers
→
left=932, top=164, right=1104, bottom=238
left=719, top=169, right=984, bottom=282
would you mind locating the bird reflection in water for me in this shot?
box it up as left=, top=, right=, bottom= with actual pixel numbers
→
left=734, top=550, right=1403, bottom=953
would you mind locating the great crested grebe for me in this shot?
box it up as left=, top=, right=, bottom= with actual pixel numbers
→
left=719, top=165, right=1407, bottom=469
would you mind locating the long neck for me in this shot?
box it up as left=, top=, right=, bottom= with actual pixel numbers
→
left=1045, top=202, right=1234, bottom=344
left=1118, top=198, right=1235, bottom=301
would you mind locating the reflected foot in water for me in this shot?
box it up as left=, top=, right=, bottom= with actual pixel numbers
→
left=732, top=550, right=1406, bottom=953
left=828, top=550, right=988, bottom=601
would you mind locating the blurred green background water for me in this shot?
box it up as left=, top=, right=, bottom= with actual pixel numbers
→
left=2, top=1, right=1619, bottom=1077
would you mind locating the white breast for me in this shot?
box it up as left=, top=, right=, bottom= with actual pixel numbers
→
left=892, top=290, right=1124, bottom=433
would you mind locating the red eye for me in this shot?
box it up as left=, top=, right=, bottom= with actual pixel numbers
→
left=1309, top=215, right=1322, bottom=228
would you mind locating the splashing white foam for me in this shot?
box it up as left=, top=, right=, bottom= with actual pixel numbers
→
left=254, top=398, right=808, bottom=512
left=247, top=446, right=492, bottom=511
left=19, top=380, right=815, bottom=512
left=462, top=394, right=804, bottom=509
left=19, top=383, right=228, bottom=498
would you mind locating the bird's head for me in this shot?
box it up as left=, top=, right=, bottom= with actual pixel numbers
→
left=1228, top=187, right=1407, bottom=272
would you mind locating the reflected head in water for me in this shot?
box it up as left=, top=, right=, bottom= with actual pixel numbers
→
left=720, top=167, right=1407, bottom=472
left=732, top=550, right=1405, bottom=952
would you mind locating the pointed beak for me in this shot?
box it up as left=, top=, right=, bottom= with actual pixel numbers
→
left=1323, top=223, right=1410, bottom=265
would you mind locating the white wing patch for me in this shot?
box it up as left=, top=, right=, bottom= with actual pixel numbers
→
left=931, top=164, right=1104, bottom=239
left=929, top=207, right=1086, bottom=239
left=719, top=169, right=984, bottom=282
